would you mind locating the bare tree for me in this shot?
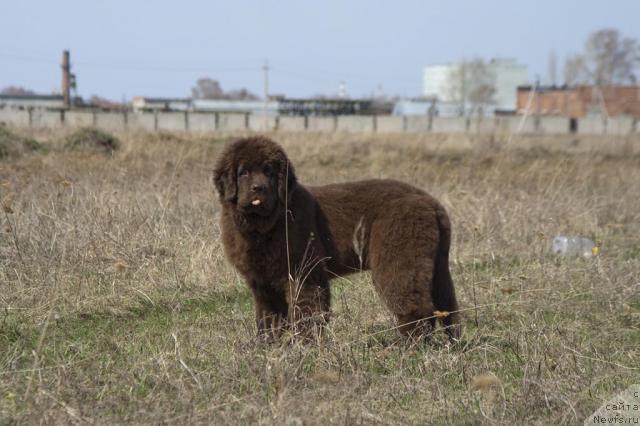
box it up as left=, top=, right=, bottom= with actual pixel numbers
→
left=1, top=86, right=36, bottom=96
left=226, top=88, right=259, bottom=101
left=191, top=77, right=259, bottom=100
left=586, top=29, right=639, bottom=85
left=563, top=29, right=640, bottom=86
left=446, top=58, right=496, bottom=116
left=191, top=78, right=225, bottom=99
left=563, top=54, right=586, bottom=86
left=467, top=59, right=496, bottom=114
left=89, top=95, right=124, bottom=109
left=445, top=62, right=467, bottom=115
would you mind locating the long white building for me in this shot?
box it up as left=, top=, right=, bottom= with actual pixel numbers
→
left=423, top=58, right=529, bottom=113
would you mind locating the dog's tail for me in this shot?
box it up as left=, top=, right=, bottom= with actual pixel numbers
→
left=432, top=204, right=461, bottom=341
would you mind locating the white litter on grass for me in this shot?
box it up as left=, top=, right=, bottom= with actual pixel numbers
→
left=552, top=235, right=596, bottom=258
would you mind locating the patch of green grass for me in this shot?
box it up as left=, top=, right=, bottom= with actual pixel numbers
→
left=64, top=127, right=120, bottom=153
left=0, top=126, right=44, bottom=159
left=624, top=244, right=640, bottom=260
left=0, top=315, right=31, bottom=347
left=0, top=291, right=249, bottom=378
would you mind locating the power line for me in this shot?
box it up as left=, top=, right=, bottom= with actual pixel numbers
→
left=0, top=52, right=58, bottom=65
left=1, top=50, right=391, bottom=97
left=270, top=67, right=381, bottom=85
left=73, top=62, right=261, bottom=73
left=0, top=51, right=381, bottom=83
left=0, top=51, right=261, bottom=74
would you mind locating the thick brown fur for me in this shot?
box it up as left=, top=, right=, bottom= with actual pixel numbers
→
left=213, top=136, right=461, bottom=341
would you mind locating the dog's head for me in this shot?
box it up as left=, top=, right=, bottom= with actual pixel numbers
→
left=213, top=137, right=297, bottom=231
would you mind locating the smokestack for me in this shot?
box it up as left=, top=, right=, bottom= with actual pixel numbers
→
left=62, top=50, right=70, bottom=108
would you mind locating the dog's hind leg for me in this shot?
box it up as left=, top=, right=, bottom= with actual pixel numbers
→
left=368, top=197, right=440, bottom=340
left=431, top=206, right=461, bottom=341
left=431, top=253, right=461, bottom=341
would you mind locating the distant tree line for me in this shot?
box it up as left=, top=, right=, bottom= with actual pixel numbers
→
left=191, top=78, right=259, bottom=101
left=441, top=28, right=640, bottom=117
left=0, top=86, right=36, bottom=96
left=564, top=29, right=639, bottom=86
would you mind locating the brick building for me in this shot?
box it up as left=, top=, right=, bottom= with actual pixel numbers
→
left=516, top=85, right=640, bottom=118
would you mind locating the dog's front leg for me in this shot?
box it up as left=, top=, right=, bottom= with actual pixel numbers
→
left=248, top=281, right=288, bottom=342
left=286, top=278, right=331, bottom=340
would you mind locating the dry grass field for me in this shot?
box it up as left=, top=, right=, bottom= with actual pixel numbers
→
left=1, top=128, right=639, bottom=424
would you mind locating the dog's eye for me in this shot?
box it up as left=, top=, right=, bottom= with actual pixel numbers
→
left=239, top=169, right=249, bottom=178
left=263, top=165, right=273, bottom=176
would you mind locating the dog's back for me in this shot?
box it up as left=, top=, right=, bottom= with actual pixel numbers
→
left=308, top=179, right=443, bottom=274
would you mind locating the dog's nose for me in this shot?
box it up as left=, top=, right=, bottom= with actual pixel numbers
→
left=251, top=184, right=266, bottom=193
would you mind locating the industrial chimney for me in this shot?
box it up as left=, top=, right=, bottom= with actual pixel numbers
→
left=62, top=50, right=70, bottom=108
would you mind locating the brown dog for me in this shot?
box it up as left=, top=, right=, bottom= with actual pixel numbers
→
left=213, top=136, right=460, bottom=341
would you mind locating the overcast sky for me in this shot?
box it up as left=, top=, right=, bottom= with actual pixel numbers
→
left=1, top=0, right=639, bottom=100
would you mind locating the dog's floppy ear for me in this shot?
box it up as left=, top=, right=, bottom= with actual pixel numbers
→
left=277, top=153, right=297, bottom=203
left=213, top=165, right=237, bottom=202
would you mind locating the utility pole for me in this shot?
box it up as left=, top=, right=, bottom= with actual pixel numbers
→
left=62, top=50, right=71, bottom=108
left=263, top=60, right=269, bottom=129
left=548, top=50, right=557, bottom=87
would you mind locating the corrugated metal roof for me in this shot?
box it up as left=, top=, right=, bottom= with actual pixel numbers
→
left=0, top=94, right=63, bottom=101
